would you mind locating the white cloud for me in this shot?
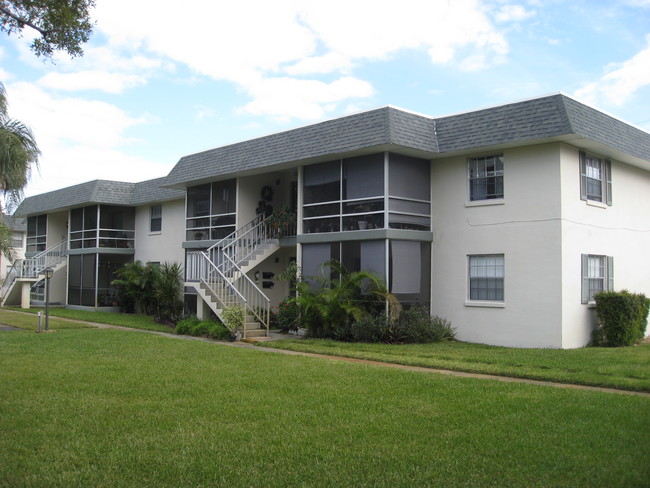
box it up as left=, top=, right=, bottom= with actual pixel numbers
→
left=240, top=76, right=375, bottom=121
left=38, top=70, right=147, bottom=93
left=194, top=105, right=215, bottom=121
left=7, top=82, right=146, bottom=148
left=574, top=34, right=650, bottom=106
left=494, top=5, right=536, bottom=23
left=88, top=0, right=509, bottom=120
left=4, top=82, right=169, bottom=197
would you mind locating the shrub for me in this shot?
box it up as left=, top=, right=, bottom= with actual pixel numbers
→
left=221, top=306, right=244, bottom=335
left=154, top=262, right=184, bottom=324
left=277, top=297, right=300, bottom=332
left=593, top=290, right=650, bottom=347
left=175, top=316, right=229, bottom=339
left=291, top=259, right=390, bottom=339
left=176, top=315, right=200, bottom=335
left=395, top=306, right=455, bottom=344
left=351, top=313, right=389, bottom=343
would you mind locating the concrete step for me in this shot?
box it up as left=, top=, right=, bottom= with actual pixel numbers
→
left=245, top=327, right=267, bottom=338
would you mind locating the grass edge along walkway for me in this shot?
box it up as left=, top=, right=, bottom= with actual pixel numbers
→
left=1, top=308, right=647, bottom=397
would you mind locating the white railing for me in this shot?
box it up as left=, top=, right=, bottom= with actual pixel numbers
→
left=187, top=212, right=296, bottom=336
left=22, top=239, right=68, bottom=278
left=0, top=262, right=21, bottom=302
left=0, top=239, right=68, bottom=303
left=187, top=248, right=269, bottom=337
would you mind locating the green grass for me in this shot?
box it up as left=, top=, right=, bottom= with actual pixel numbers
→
left=0, top=328, right=648, bottom=487
left=3, top=307, right=174, bottom=333
left=0, top=309, right=93, bottom=330
left=259, top=338, right=650, bottom=392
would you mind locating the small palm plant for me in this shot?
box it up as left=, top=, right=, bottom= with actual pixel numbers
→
left=290, top=259, right=397, bottom=339
left=154, top=262, right=184, bottom=324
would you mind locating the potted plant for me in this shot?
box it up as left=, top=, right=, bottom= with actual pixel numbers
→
left=221, top=305, right=244, bottom=341
left=266, top=206, right=297, bottom=238
left=354, top=204, right=370, bottom=230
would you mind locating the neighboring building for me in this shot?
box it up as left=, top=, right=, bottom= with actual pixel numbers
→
left=0, top=214, right=27, bottom=281
left=5, top=93, right=650, bottom=348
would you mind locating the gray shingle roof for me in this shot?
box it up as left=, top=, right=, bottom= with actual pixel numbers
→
left=163, top=107, right=437, bottom=188
left=435, top=94, right=650, bottom=160
left=15, top=178, right=184, bottom=217
left=163, top=94, right=649, bottom=189
left=132, top=177, right=185, bottom=205
left=14, top=93, right=649, bottom=217
left=2, top=214, right=26, bottom=231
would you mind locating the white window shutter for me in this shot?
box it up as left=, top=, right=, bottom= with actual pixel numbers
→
left=581, top=254, right=590, bottom=304
left=579, top=151, right=587, bottom=201
left=605, top=159, right=612, bottom=206
left=607, top=256, right=614, bottom=291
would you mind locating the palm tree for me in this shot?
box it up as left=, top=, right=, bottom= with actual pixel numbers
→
left=0, top=82, right=39, bottom=260
left=0, top=82, right=40, bottom=212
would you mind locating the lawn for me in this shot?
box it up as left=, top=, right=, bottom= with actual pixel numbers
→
left=3, top=306, right=174, bottom=333
left=259, top=338, right=650, bottom=392
left=1, top=328, right=649, bottom=487
left=0, top=309, right=93, bottom=331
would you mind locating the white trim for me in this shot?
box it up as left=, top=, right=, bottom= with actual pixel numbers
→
left=465, top=300, right=505, bottom=308
left=586, top=200, right=607, bottom=209
left=465, top=199, right=505, bottom=208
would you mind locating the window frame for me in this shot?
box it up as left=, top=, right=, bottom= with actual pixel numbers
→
left=467, top=154, right=504, bottom=202
left=581, top=254, right=614, bottom=304
left=467, top=254, right=505, bottom=304
left=150, top=205, right=162, bottom=233
left=580, top=151, right=612, bottom=206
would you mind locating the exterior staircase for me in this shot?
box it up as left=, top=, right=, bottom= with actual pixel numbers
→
left=1, top=240, right=68, bottom=307
left=186, top=213, right=295, bottom=339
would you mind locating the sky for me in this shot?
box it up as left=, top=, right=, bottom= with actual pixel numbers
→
left=0, top=0, right=649, bottom=205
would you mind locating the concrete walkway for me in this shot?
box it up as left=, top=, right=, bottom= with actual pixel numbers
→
left=2, top=309, right=648, bottom=398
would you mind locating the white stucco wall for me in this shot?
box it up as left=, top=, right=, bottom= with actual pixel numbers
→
left=559, top=144, right=650, bottom=348
left=430, top=143, right=564, bottom=348
left=134, top=199, right=185, bottom=265
left=237, top=170, right=297, bottom=228
left=46, top=211, right=68, bottom=247
left=245, top=246, right=296, bottom=308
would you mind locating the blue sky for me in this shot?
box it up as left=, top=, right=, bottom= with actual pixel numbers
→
left=0, top=0, right=648, bottom=201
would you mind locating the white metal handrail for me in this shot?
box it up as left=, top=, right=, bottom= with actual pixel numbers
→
left=22, top=239, right=68, bottom=278
left=0, top=239, right=68, bottom=302
left=0, top=261, right=21, bottom=301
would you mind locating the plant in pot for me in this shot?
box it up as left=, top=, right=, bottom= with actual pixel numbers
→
left=354, top=204, right=371, bottom=230
left=221, top=306, right=244, bottom=341
left=266, top=206, right=297, bottom=238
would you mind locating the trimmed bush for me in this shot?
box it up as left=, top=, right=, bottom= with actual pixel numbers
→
left=351, top=314, right=389, bottom=343
left=175, top=316, right=200, bottom=335
left=593, top=290, right=650, bottom=347
left=350, top=307, right=455, bottom=344
left=395, top=306, right=456, bottom=343
left=176, top=316, right=229, bottom=340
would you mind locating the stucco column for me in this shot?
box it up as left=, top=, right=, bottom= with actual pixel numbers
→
left=20, top=282, right=31, bottom=309
left=196, top=296, right=211, bottom=320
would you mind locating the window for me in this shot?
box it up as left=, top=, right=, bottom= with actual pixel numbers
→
left=11, top=232, right=23, bottom=248
left=581, top=254, right=613, bottom=303
left=26, top=214, right=47, bottom=253
left=468, top=155, right=503, bottom=201
left=580, top=151, right=612, bottom=205
left=301, top=153, right=430, bottom=234
left=150, top=205, right=162, bottom=232
left=186, top=180, right=237, bottom=241
left=468, top=254, right=504, bottom=301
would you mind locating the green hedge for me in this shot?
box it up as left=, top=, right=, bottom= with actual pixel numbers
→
left=593, top=290, right=650, bottom=347
left=176, top=316, right=230, bottom=340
